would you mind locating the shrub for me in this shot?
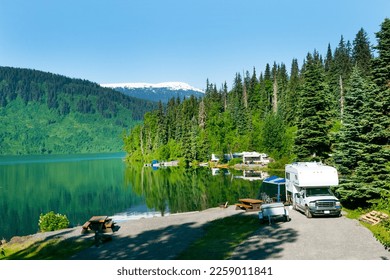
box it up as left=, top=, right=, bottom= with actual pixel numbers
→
left=38, top=211, right=70, bottom=232
left=372, top=219, right=390, bottom=250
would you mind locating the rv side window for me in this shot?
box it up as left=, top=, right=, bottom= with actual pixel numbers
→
left=286, top=173, right=290, bottom=179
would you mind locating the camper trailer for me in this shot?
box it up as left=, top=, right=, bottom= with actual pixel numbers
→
left=285, top=162, right=342, bottom=218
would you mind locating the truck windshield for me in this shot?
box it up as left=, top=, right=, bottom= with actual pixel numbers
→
left=306, top=188, right=333, bottom=197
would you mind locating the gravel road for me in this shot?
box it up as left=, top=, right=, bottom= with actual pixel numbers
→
left=230, top=208, right=390, bottom=260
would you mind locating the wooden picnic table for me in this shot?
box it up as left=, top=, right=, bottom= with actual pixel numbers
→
left=82, top=216, right=114, bottom=233
left=235, top=198, right=263, bottom=212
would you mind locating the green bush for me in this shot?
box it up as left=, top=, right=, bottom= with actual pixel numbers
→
left=371, top=219, right=390, bottom=250
left=38, top=211, right=70, bottom=232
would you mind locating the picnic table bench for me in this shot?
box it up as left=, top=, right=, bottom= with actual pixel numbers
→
left=82, top=216, right=115, bottom=233
left=235, top=198, right=263, bottom=212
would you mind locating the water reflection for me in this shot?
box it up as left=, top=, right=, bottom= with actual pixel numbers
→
left=125, top=165, right=260, bottom=216
left=234, top=170, right=269, bottom=181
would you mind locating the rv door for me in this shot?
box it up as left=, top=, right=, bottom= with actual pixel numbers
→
left=295, top=191, right=305, bottom=210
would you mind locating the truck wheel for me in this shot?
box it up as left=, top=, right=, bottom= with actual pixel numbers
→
left=305, top=207, right=312, bottom=218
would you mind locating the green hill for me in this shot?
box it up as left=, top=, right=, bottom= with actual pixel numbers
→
left=0, top=66, right=157, bottom=155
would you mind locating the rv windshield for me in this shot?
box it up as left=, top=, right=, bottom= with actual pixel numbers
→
left=306, top=188, right=333, bottom=197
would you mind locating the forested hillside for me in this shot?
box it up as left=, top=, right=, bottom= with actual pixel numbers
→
left=0, top=67, right=157, bottom=155
left=124, top=18, right=390, bottom=209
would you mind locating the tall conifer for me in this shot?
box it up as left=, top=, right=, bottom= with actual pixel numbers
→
left=352, top=28, right=373, bottom=77
left=294, top=51, right=331, bottom=161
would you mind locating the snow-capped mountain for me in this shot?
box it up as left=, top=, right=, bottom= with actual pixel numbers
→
left=101, top=82, right=204, bottom=103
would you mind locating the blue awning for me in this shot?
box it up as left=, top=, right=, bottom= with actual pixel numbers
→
left=261, top=176, right=286, bottom=202
left=263, top=175, right=285, bottom=184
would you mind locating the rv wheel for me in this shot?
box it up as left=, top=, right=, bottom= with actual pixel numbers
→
left=305, top=207, right=312, bottom=218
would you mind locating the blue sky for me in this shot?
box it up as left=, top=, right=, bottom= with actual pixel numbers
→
left=0, top=0, right=388, bottom=90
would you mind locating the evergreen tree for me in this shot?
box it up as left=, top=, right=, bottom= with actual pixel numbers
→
left=329, top=36, right=353, bottom=118
left=372, top=18, right=390, bottom=91
left=284, top=59, right=300, bottom=125
left=352, top=28, right=373, bottom=77
left=260, top=63, right=273, bottom=115
left=356, top=18, right=390, bottom=205
left=294, top=51, right=331, bottom=161
left=230, top=73, right=246, bottom=132
left=248, top=67, right=260, bottom=111
left=276, top=62, right=289, bottom=116
left=324, top=43, right=333, bottom=73
left=333, top=67, right=367, bottom=176
left=261, top=112, right=288, bottom=159
left=336, top=19, right=390, bottom=207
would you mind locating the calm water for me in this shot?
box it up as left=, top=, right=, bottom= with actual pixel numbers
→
left=0, top=153, right=261, bottom=240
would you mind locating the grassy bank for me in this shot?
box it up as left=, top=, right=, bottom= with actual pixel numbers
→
left=343, top=208, right=390, bottom=250
left=0, top=237, right=93, bottom=260
left=177, top=213, right=260, bottom=260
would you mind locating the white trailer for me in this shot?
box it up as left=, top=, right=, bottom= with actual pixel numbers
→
left=258, top=202, right=290, bottom=225
left=285, top=162, right=342, bottom=218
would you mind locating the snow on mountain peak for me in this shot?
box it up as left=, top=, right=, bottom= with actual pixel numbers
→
left=101, top=82, right=204, bottom=93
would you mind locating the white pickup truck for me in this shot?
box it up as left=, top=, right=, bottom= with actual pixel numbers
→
left=285, top=162, right=342, bottom=218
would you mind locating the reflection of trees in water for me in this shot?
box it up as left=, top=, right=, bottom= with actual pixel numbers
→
left=125, top=165, right=259, bottom=215
left=1, top=156, right=140, bottom=240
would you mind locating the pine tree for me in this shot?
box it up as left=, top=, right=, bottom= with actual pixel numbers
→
left=336, top=19, right=390, bottom=208
left=324, top=43, right=333, bottom=73
left=276, top=63, right=289, bottom=117
left=334, top=67, right=367, bottom=176
left=261, top=112, right=288, bottom=159
left=352, top=28, right=373, bottom=77
left=260, top=63, right=273, bottom=114
left=329, top=36, right=353, bottom=118
left=230, top=73, right=246, bottom=132
left=356, top=18, right=390, bottom=205
left=372, top=18, right=390, bottom=91
left=248, top=67, right=259, bottom=111
left=284, top=59, right=300, bottom=125
left=294, top=51, right=332, bottom=161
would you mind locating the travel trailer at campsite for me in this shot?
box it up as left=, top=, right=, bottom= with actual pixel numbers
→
left=285, top=162, right=342, bottom=218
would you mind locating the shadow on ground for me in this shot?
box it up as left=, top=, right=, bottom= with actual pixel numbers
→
left=72, top=222, right=203, bottom=260
left=72, top=213, right=299, bottom=260
left=230, top=218, right=299, bottom=260
left=2, top=229, right=92, bottom=260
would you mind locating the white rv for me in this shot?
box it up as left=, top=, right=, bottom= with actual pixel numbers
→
left=285, top=162, right=342, bottom=218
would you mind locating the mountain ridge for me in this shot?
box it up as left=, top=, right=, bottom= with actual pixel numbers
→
left=101, top=82, right=204, bottom=93
left=103, top=82, right=205, bottom=103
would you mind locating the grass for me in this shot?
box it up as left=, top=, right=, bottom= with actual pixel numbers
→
left=0, top=238, right=93, bottom=260
left=176, top=213, right=260, bottom=260
left=343, top=208, right=390, bottom=250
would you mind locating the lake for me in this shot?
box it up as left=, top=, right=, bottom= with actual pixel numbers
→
left=0, top=153, right=263, bottom=240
